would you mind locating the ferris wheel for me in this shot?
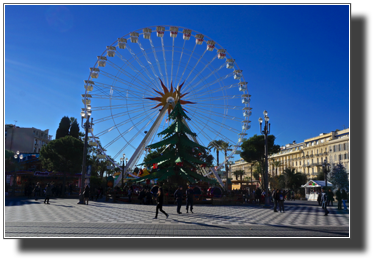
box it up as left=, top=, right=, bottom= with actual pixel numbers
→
left=81, top=25, right=252, bottom=185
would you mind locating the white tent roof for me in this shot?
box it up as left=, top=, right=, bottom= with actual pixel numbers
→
left=301, top=180, right=333, bottom=188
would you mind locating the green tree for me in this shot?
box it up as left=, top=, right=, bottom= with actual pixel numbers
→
left=55, top=116, right=71, bottom=139
left=5, top=149, right=16, bottom=172
left=279, top=168, right=307, bottom=191
left=328, top=163, right=349, bottom=191
left=134, top=100, right=217, bottom=188
left=240, top=134, right=280, bottom=190
left=219, top=141, right=232, bottom=179
left=315, top=170, right=325, bottom=181
left=40, top=136, right=83, bottom=196
left=272, top=160, right=282, bottom=177
left=69, top=118, right=80, bottom=139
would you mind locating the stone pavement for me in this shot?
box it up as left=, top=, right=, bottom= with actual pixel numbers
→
left=4, top=198, right=349, bottom=237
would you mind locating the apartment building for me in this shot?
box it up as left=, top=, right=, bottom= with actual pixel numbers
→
left=5, top=124, right=52, bottom=153
left=269, top=128, right=349, bottom=179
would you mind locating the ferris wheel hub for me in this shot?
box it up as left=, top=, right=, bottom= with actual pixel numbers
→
left=166, top=97, right=175, bottom=104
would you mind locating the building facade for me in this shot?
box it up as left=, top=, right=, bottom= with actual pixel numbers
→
left=228, top=128, right=350, bottom=183
left=269, top=128, right=349, bottom=179
left=5, top=124, right=52, bottom=154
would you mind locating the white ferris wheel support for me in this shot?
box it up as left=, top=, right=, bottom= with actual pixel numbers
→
left=113, top=103, right=171, bottom=187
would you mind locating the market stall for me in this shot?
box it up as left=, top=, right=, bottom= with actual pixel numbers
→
left=301, top=180, right=333, bottom=201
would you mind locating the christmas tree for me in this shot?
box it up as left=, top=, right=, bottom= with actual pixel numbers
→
left=133, top=100, right=217, bottom=186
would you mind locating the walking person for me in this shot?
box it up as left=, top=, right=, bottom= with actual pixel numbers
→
left=174, top=186, right=183, bottom=214
left=278, top=189, right=285, bottom=213
left=154, top=187, right=169, bottom=219
left=341, top=189, right=348, bottom=210
left=321, top=188, right=329, bottom=216
left=291, top=190, right=295, bottom=201
left=83, top=185, right=90, bottom=205
left=336, top=188, right=342, bottom=210
left=186, top=185, right=194, bottom=213
left=33, top=182, right=40, bottom=201
left=273, top=189, right=278, bottom=212
left=44, top=183, right=52, bottom=204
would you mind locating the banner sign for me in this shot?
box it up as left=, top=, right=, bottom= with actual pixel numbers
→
left=34, top=171, right=50, bottom=176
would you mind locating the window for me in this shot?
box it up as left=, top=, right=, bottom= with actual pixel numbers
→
left=317, top=149, right=319, bottom=154
left=339, top=154, right=342, bottom=161
left=317, top=158, right=319, bottom=163
left=344, top=153, right=347, bottom=159
left=339, top=144, right=341, bottom=151
left=334, top=155, right=337, bottom=161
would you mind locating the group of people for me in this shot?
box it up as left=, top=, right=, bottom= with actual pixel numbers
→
left=24, top=182, right=75, bottom=199
left=317, top=188, right=348, bottom=211
left=271, top=189, right=289, bottom=213
left=31, top=182, right=52, bottom=204
left=153, top=185, right=195, bottom=219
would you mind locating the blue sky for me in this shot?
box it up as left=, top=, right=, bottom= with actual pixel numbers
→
left=4, top=4, right=349, bottom=164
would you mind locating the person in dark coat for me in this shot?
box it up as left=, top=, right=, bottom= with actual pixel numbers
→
left=33, top=182, right=40, bottom=201
left=154, top=187, right=169, bottom=219
left=278, top=189, right=285, bottom=213
left=273, top=189, right=279, bottom=212
left=174, top=186, right=183, bottom=214
left=84, top=185, right=90, bottom=205
left=186, top=185, right=194, bottom=213
left=44, top=183, right=52, bottom=204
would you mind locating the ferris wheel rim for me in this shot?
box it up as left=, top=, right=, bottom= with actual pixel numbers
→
left=82, top=25, right=252, bottom=174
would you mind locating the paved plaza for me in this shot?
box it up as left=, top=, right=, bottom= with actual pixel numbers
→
left=4, top=198, right=349, bottom=237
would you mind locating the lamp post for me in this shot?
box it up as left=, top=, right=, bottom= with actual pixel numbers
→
left=259, top=110, right=270, bottom=206
left=120, top=154, right=128, bottom=188
left=322, top=159, right=331, bottom=189
left=13, top=151, right=23, bottom=197
left=78, top=105, right=93, bottom=204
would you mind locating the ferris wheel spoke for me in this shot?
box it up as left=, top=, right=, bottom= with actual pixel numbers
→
left=94, top=82, right=143, bottom=97
left=182, top=49, right=207, bottom=91
left=187, top=106, right=244, bottom=122
left=148, top=37, right=165, bottom=81
left=93, top=108, right=150, bottom=124
left=105, top=58, right=155, bottom=91
left=105, top=111, right=158, bottom=149
left=124, top=44, right=159, bottom=88
left=183, top=53, right=216, bottom=92
left=185, top=70, right=234, bottom=96
left=99, top=70, right=148, bottom=94
left=184, top=83, right=239, bottom=100
left=192, top=116, right=234, bottom=145
left=171, top=37, right=175, bottom=85
left=113, top=142, right=133, bottom=161
left=188, top=120, right=212, bottom=144
left=174, top=39, right=186, bottom=85
left=160, top=36, right=169, bottom=87
left=189, top=119, right=233, bottom=149
left=181, top=61, right=227, bottom=95
left=189, top=110, right=240, bottom=134
left=111, top=111, right=159, bottom=160
left=178, top=43, right=197, bottom=87
left=136, top=39, right=162, bottom=82
left=191, top=103, right=245, bottom=110
left=188, top=94, right=243, bottom=102
left=94, top=110, right=156, bottom=137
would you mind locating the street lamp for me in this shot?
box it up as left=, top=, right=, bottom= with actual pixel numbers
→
left=12, top=151, right=23, bottom=197
left=322, top=159, right=331, bottom=189
left=259, top=110, right=270, bottom=206
left=120, top=154, right=128, bottom=188
left=78, top=104, right=93, bottom=204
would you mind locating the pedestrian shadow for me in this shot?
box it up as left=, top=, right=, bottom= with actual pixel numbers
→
left=170, top=218, right=228, bottom=229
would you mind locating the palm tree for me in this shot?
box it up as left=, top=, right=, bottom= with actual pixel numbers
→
left=272, top=160, right=282, bottom=177
left=280, top=168, right=306, bottom=190
left=219, top=141, right=232, bottom=179
left=233, top=169, right=245, bottom=189
left=208, top=140, right=223, bottom=167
